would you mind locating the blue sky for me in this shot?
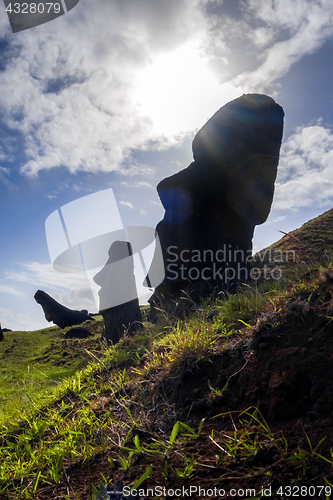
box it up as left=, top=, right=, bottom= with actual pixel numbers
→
left=1, top=0, right=333, bottom=330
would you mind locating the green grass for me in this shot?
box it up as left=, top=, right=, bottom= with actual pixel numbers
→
left=0, top=320, right=104, bottom=423
left=0, top=278, right=312, bottom=497
left=2, top=208, right=333, bottom=498
left=255, top=207, right=333, bottom=267
left=0, top=274, right=330, bottom=499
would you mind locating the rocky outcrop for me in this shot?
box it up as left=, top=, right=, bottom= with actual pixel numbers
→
left=93, top=241, right=142, bottom=344
left=34, top=290, right=93, bottom=329
left=147, top=94, right=284, bottom=317
left=64, top=327, right=93, bottom=339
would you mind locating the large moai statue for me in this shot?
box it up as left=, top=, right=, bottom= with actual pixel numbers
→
left=147, top=94, right=284, bottom=317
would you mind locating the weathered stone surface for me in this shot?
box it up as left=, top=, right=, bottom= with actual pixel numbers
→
left=148, top=94, right=284, bottom=316
left=34, top=290, right=93, bottom=329
left=93, top=241, right=142, bottom=344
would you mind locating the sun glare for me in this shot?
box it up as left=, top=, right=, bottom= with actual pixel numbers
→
left=136, top=43, right=233, bottom=136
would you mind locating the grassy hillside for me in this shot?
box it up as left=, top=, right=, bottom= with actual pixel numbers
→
left=254, top=207, right=333, bottom=273
left=0, top=319, right=104, bottom=423
left=1, top=209, right=333, bottom=499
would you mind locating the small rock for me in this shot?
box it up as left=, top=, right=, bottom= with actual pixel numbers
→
left=309, top=464, right=319, bottom=476
left=64, top=327, right=92, bottom=339
left=258, top=342, right=270, bottom=350
left=269, top=372, right=284, bottom=389
left=306, top=411, right=320, bottom=421
left=275, top=347, right=300, bottom=357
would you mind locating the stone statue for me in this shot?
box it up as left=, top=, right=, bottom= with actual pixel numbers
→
left=34, top=290, right=93, bottom=329
left=93, top=241, right=142, bottom=344
left=147, top=94, right=284, bottom=317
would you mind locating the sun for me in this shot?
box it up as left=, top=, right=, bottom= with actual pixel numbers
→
left=136, top=42, right=233, bottom=137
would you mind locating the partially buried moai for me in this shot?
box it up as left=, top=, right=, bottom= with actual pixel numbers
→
left=147, top=94, right=284, bottom=318
left=93, top=241, right=142, bottom=344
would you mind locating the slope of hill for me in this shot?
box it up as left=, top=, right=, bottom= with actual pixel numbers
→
left=1, top=209, right=333, bottom=499
left=255, top=207, right=333, bottom=273
left=0, top=319, right=104, bottom=423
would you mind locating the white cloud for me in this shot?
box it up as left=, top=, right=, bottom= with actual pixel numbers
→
left=1, top=0, right=333, bottom=179
left=51, top=287, right=97, bottom=314
left=265, top=215, right=287, bottom=225
left=140, top=209, right=148, bottom=216
left=0, top=166, right=9, bottom=183
left=5, top=262, right=97, bottom=312
left=0, top=165, right=16, bottom=190
left=247, top=0, right=311, bottom=31
left=237, top=27, right=332, bottom=93
left=250, top=27, right=276, bottom=49
left=0, top=282, right=23, bottom=296
left=204, top=0, right=333, bottom=93
left=0, top=305, right=46, bottom=332
left=119, top=201, right=134, bottom=209
left=120, top=181, right=154, bottom=189
left=273, top=124, right=333, bottom=210
left=5, top=262, right=89, bottom=289
left=0, top=0, right=211, bottom=176
left=119, top=161, right=156, bottom=177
